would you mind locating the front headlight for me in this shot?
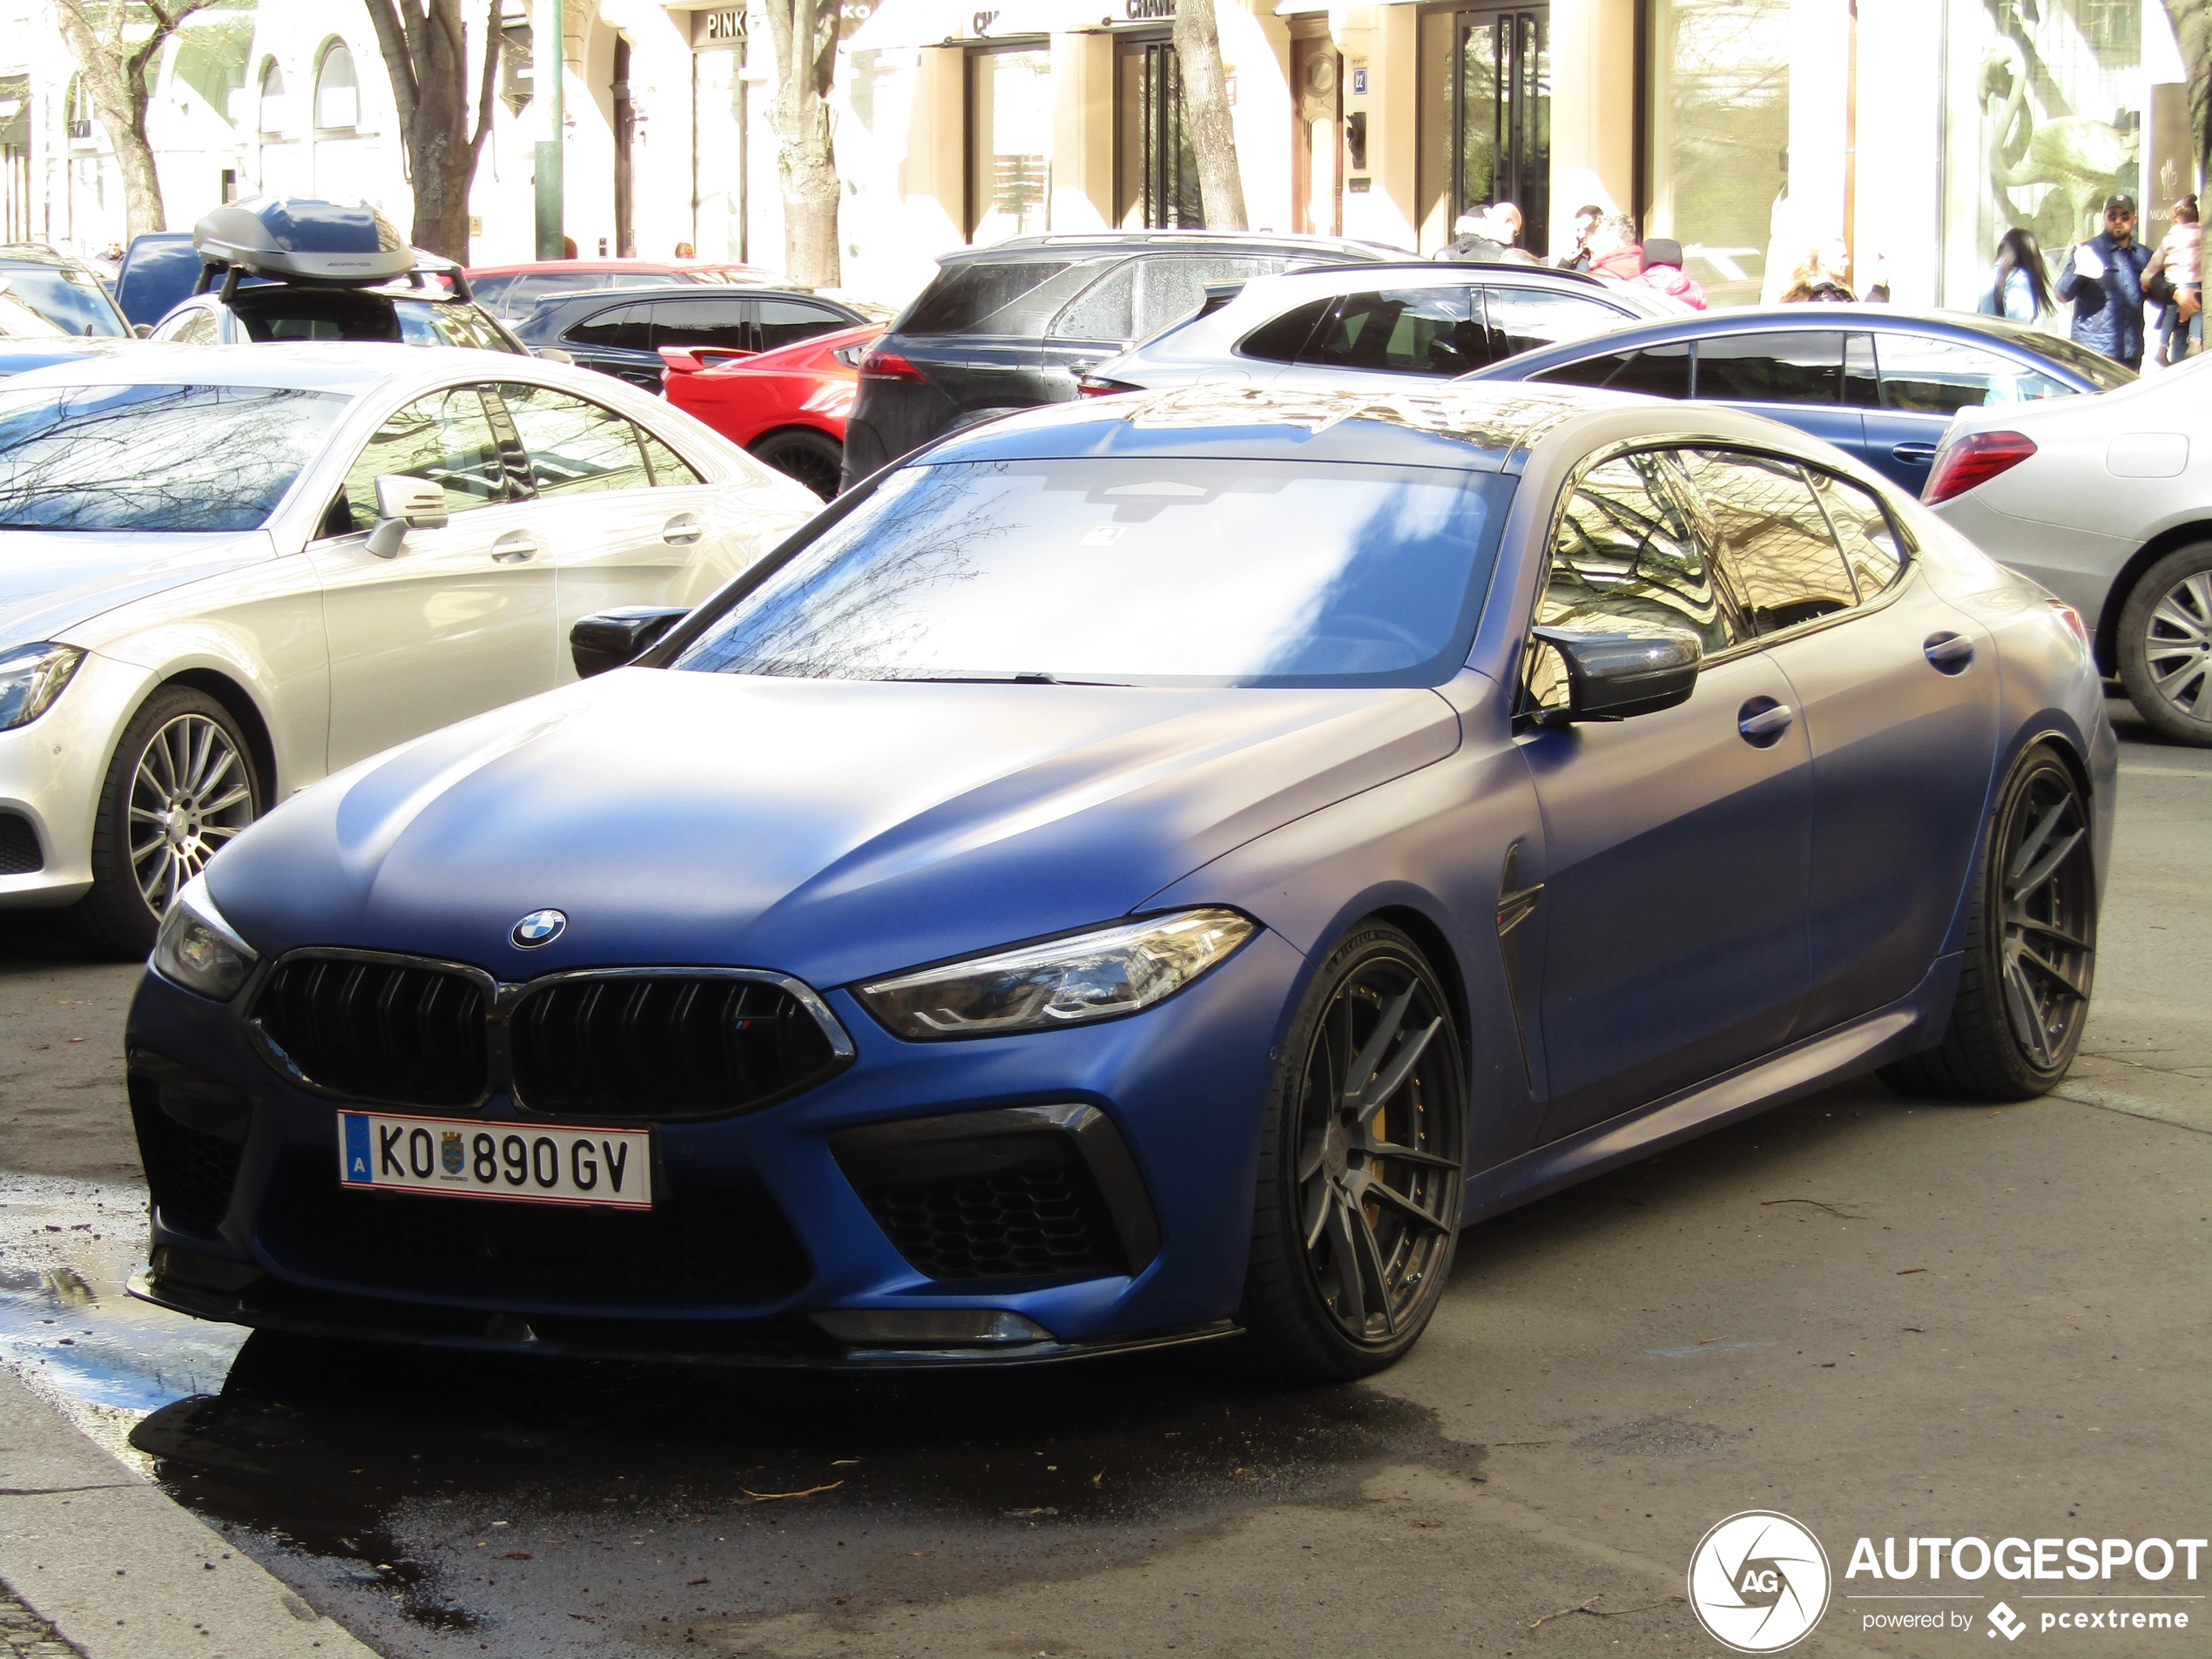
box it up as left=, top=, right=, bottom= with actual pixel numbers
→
left=0, top=643, right=84, bottom=730
left=150, top=875, right=259, bottom=1001
left=855, top=907, right=1256, bottom=1041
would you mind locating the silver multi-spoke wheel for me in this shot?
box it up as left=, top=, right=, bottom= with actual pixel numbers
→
left=1238, top=925, right=1465, bottom=1377
left=1997, top=761, right=2094, bottom=1071
left=128, top=712, right=254, bottom=914
left=2141, top=570, right=2212, bottom=721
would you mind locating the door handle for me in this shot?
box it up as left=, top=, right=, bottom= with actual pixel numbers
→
left=489, top=531, right=541, bottom=563
left=968, top=362, right=1018, bottom=374
left=661, top=514, right=704, bottom=546
left=1925, top=631, right=1974, bottom=673
left=1737, top=698, right=1794, bottom=745
left=1892, top=442, right=1939, bottom=464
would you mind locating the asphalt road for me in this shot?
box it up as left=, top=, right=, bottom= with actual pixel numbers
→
left=0, top=698, right=2205, bottom=1658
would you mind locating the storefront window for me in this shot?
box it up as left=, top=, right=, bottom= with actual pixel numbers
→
left=1117, top=39, right=1202, bottom=229
left=968, top=44, right=1053, bottom=243
left=1419, top=6, right=1549, bottom=257
left=1642, top=0, right=1791, bottom=307
left=1939, top=0, right=2142, bottom=308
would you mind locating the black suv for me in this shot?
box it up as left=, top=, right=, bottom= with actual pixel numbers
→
left=512, top=285, right=879, bottom=391
left=840, top=231, right=1391, bottom=487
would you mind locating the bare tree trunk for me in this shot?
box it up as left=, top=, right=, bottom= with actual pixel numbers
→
left=2166, top=0, right=2212, bottom=192
left=765, top=0, right=840, bottom=287
left=1173, top=0, right=1246, bottom=232
left=363, top=0, right=503, bottom=262
left=57, top=0, right=215, bottom=239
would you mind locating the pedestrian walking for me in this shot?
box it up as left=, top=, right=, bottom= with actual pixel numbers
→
left=1779, top=239, right=1856, bottom=302
left=2055, top=193, right=2151, bottom=369
left=1584, top=213, right=1645, bottom=284
left=2143, top=196, right=2200, bottom=366
left=1556, top=204, right=1603, bottom=272
left=1635, top=238, right=1708, bottom=309
left=1978, top=227, right=2054, bottom=321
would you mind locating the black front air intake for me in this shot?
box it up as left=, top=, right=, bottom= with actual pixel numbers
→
left=0, top=812, right=41, bottom=875
left=252, top=956, right=489, bottom=1108
left=509, top=974, right=845, bottom=1119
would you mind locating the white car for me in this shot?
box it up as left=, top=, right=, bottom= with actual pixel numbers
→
left=1924, top=352, right=2212, bottom=744
left=0, top=342, right=818, bottom=951
left=1079, top=262, right=1688, bottom=399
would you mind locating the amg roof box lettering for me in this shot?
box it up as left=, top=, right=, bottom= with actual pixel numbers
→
left=192, top=196, right=415, bottom=285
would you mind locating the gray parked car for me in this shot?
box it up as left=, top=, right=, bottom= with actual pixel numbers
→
left=1078, top=262, right=1683, bottom=398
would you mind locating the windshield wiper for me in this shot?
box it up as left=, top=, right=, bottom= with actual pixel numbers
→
left=877, top=671, right=1132, bottom=687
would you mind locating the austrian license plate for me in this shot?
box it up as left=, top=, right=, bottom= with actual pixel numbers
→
left=337, top=1111, right=653, bottom=1210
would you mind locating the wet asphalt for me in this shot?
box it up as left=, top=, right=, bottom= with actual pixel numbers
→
left=1, top=698, right=2207, bottom=1657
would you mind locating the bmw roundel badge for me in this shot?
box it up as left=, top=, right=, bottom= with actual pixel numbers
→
left=512, top=908, right=567, bottom=948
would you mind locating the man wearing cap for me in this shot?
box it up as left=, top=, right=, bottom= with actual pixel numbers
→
left=2056, top=193, right=2152, bottom=368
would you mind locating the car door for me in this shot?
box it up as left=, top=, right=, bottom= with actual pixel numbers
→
left=644, top=294, right=757, bottom=381
left=1519, top=448, right=1813, bottom=1142
left=307, top=383, right=559, bottom=770
left=1861, top=332, right=2075, bottom=494
left=1680, top=448, right=2001, bottom=1033
left=492, top=381, right=768, bottom=670
left=750, top=295, right=855, bottom=353
left=1270, top=284, right=1485, bottom=392
left=1690, top=329, right=1867, bottom=462
left=557, top=300, right=651, bottom=382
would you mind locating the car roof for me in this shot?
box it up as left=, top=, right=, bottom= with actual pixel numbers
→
left=0, top=244, right=100, bottom=271
left=527, top=282, right=846, bottom=307
left=0, top=341, right=525, bottom=398
left=466, top=260, right=771, bottom=276
left=1467, top=304, right=2087, bottom=372
left=913, top=380, right=1647, bottom=474
left=939, top=231, right=1390, bottom=264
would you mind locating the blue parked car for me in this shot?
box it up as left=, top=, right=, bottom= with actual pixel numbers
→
left=1461, top=307, right=2132, bottom=494
left=125, top=382, right=2112, bottom=1379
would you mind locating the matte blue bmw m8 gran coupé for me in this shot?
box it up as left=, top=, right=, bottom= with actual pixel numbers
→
left=125, top=381, right=2114, bottom=1379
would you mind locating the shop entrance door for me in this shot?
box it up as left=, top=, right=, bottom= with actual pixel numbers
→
left=1116, top=37, right=1204, bottom=228
left=1424, top=4, right=1548, bottom=256
left=1290, top=29, right=1342, bottom=238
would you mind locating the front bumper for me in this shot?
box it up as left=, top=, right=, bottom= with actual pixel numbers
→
left=123, top=927, right=1308, bottom=1366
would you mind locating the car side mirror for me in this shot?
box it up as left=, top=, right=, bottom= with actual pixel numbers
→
left=364, top=475, right=448, bottom=558
left=1529, top=624, right=1703, bottom=722
left=570, top=606, right=691, bottom=678
left=534, top=346, right=575, bottom=364
left=132, top=321, right=152, bottom=338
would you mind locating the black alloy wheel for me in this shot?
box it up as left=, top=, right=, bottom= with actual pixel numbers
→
left=1235, top=923, right=1467, bottom=1379
left=1881, top=743, right=2094, bottom=1100
left=2116, top=542, right=2212, bottom=745
left=749, top=428, right=845, bottom=500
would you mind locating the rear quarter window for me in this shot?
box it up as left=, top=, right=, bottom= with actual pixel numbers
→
left=899, top=258, right=1117, bottom=336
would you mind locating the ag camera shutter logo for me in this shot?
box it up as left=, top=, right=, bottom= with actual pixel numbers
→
left=1688, top=1511, right=1833, bottom=1652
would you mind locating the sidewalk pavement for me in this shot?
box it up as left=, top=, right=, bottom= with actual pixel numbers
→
left=0, top=1365, right=377, bottom=1659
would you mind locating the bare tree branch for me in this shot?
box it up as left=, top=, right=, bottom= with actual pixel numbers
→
left=55, top=0, right=222, bottom=237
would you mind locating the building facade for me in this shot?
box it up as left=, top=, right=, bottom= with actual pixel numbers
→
left=1, top=0, right=2194, bottom=315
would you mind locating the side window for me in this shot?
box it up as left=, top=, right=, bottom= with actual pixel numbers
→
left=1809, top=470, right=1906, bottom=597
left=1484, top=287, right=1627, bottom=359
left=413, top=304, right=516, bottom=353
left=562, top=303, right=648, bottom=350
left=1692, top=331, right=1845, bottom=404
left=1528, top=451, right=1747, bottom=710
left=646, top=297, right=754, bottom=353
left=1677, top=448, right=1858, bottom=634
left=1237, top=296, right=1335, bottom=363
left=338, top=387, right=510, bottom=531
left=165, top=306, right=221, bottom=346
left=1874, top=334, right=2071, bottom=415
left=496, top=382, right=653, bottom=496
left=637, top=427, right=704, bottom=487
left=753, top=298, right=847, bottom=352
left=1130, top=256, right=1278, bottom=341
left=1527, top=342, right=1691, bottom=397
left=1304, top=287, right=1483, bottom=375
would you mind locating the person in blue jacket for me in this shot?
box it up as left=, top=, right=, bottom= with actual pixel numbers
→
left=2056, top=193, right=2152, bottom=368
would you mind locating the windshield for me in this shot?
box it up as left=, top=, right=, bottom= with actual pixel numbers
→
left=0, top=266, right=130, bottom=338
left=0, top=382, right=346, bottom=531
left=672, top=458, right=1513, bottom=687
left=2000, top=328, right=2136, bottom=391
left=396, top=300, right=521, bottom=352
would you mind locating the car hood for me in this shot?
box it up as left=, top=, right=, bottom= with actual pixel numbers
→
left=0, top=530, right=275, bottom=653
left=210, top=668, right=1461, bottom=988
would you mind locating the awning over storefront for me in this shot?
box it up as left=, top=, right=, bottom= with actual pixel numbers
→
left=843, top=0, right=1174, bottom=46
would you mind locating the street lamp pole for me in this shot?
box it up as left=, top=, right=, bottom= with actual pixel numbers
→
left=534, top=0, right=564, bottom=259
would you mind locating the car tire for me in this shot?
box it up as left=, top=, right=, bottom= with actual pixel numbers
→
left=1231, top=921, right=1467, bottom=1381
left=2116, top=542, right=2212, bottom=745
left=748, top=428, right=844, bottom=500
left=74, top=686, right=263, bottom=960
left=1878, top=742, right=2095, bottom=1101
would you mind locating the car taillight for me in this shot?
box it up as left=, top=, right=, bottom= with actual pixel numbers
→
left=1922, top=429, right=2037, bottom=505
left=1076, top=374, right=1143, bottom=397
left=860, top=349, right=925, bottom=382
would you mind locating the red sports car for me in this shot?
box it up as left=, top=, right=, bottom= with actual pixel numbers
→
left=658, top=321, right=882, bottom=498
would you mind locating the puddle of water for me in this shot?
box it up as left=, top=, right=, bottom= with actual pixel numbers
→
left=0, top=1173, right=246, bottom=1466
